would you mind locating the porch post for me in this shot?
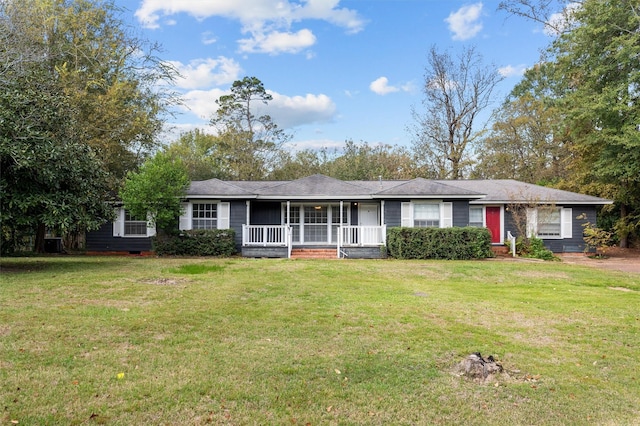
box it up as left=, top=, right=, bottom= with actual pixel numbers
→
left=246, top=200, right=251, bottom=225
left=338, top=201, right=344, bottom=258
left=380, top=200, right=385, bottom=225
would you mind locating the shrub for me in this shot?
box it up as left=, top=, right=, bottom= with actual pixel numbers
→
left=516, top=236, right=558, bottom=261
left=153, top=229, right=236, bottom=256
left=386, top=227, right=493, bottom=260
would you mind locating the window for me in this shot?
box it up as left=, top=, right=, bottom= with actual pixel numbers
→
left=536, top=207, right=561, bottom=237
left=304, top=205, right=328, bottom=242
left=124, top=211, right=148, bottom=236
left=401, top=201, right=452, bottom=228
left=113, top=208, right=155, bottom=237
left=192, top=203, right=217, bottom=229
left=469, top=207, right=484, bottom=227
left=527, top=207, right=572, bottom=239
left=413, top=203, right=440, bottom=227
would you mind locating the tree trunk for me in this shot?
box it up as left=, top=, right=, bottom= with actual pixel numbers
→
left=34, top=223, right=46, bottom=253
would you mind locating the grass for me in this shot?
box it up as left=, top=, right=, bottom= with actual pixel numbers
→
left=1, top=256, right=639, bottom=425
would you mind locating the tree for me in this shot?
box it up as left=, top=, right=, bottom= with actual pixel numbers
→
left=0, top=0, right=178, bottom=250
left=324, top=140, right=420, bottom=180
left=1, top=0, right=178, bottom=185
left=410, top=46, right=504, bottom=179
left=164, top=129, right=228, bottom=181
left=502, top=0, right=640, bottom=247
left=0, top=78, right=113, bottom=253
left=210, top=76, right=291, bottom=180
left=473, top=93, right=569, bottom=184
left=119, top=152, right=189, bottom=235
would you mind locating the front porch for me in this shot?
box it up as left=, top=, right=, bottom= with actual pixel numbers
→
left=241, top=224, right=387, bottom=259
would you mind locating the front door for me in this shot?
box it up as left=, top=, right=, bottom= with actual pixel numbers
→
left=486, top=206, right=501, bottom=244
left=359, top=203, right=379, bottom=245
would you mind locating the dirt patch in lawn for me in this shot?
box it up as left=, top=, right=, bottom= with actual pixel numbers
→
left=559, top=247, right=640, bottom=275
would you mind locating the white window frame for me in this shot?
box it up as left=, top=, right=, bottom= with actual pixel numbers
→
left=112, top=208, right=156, bottom=238
left=179, top=201, right=230, bottom=231
left=401, top=201, right=453, bottom=228
left=526, top=207, right=572, bottom=239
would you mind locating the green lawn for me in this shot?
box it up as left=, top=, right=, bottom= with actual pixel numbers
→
left=1, top=256, right=639, bottom=425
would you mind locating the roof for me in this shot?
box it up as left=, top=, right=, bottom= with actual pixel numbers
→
left=185, top=175, right=612, bottom=205
left=435, top=180, right=612, bottom=205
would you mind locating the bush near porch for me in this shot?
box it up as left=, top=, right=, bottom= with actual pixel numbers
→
left=387, top=227, right=493, bottom=260
left=153, top=229, right=236, bottom=256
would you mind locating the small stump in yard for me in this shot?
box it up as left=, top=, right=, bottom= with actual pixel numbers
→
left=455, top=352, right=507, bottom=383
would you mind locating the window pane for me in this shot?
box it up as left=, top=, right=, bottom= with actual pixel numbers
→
left=124, top=210, right=147, bottom=236
left=538, top=208, right=561, bottom=237
left=414, top=203, right=440, bottom=227
left=469, top=207, right=483, bottom=227
left=192, top=203, right=217, bottom=230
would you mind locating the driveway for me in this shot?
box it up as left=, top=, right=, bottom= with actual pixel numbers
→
left=559, top=247, right=640, bottom=275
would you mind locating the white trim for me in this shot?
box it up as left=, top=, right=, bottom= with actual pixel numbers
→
left=442, top=202, right=453, bottom=228
left=218, top=202, right=230, bottom=229
left=113, top=208, right=124, bottom=237
left=561, top=208, right=573, bottom=239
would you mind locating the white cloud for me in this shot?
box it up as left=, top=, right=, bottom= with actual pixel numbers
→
left=445, top=3, right=483, bottom=41
left=267, top=91, right=337, bottom=128
left=178, top=87, right=337, bottom=129
left=238, top=29, right=316, bottom=55
left=498, top=64, right=528, bottom=78
left=369, top=77, right=413, bottom=96
left=201, top=31, right=217, bottom=45
left=544, top=2, right=581, bottom=36
left=180, top=88, right=228, bottom=120
left=169, top=57, right=242, bottom=90
left=284, top=138, right=345, bottom=152
left=135, top=0, right=365, bottom=54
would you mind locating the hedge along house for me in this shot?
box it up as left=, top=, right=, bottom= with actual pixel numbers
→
left=86, top=174, right=612, bottom=257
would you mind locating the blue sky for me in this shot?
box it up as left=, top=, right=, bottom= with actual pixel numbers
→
left=117, top=0, right=558, bottom=151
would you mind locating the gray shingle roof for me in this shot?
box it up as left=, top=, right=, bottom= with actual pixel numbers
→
left=436, top=179, right=612, bottom=204
left=184, top=175, right=611, bottom=205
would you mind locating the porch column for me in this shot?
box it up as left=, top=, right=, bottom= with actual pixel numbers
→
left=286, top=201, right=290, bottom=226
left=246, top=200, right=251, bottom=225
left=381, top=200, right=385, bottom=225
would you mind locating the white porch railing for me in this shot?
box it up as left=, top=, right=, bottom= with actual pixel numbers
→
left=338, top=225, right=387, bottom=247
left=242, top=225, right=291, bottom=247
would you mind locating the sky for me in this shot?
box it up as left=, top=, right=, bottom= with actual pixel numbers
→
left=115, top=0, right=560, bottom=152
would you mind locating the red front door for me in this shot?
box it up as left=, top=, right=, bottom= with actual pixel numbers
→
left=486, top=207, right=501, bottom=244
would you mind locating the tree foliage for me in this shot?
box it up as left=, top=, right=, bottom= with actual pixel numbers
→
left=473, top=93, right=569, bottom=184
left=164, top=129, right=228, bottom=181
left=210, top=76, right=291, bottom=180
left=119, top=152, right=189, bottom=234
left=0, top=77, right=112, bottom=253
left=411, top=46, right=504, bottom=179
left=0, top=0, right=178, bottom=250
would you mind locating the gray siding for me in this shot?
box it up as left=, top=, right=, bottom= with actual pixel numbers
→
left=230, top=200, right=247, bottom=250
left=504, top=204, right=597, bottom=253
left=86, top=223, right=153, bottom=253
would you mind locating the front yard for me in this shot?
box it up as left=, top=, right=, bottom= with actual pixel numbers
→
left=1, top=256, right=639, bottom=425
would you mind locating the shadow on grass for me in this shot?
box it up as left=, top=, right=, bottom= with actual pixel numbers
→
left=0, top=255, right=135, bottom=275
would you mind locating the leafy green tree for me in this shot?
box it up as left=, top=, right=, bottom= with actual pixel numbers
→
left=473, top=93, right=569, bottom=184
left=210, top=76, right=291, bottom=180
left=410, top=46, right=504, bottom=179
left=119, top=152, right=190, bottom=235
left=1, top=0, right=178, bottom=186
left=324, top=140, right=420, bottom=180
left=0, top=78, right=113, bottom=253
left=164, top=129, right=228, bottom=181
left=551, top=0, right=640, bottom=247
